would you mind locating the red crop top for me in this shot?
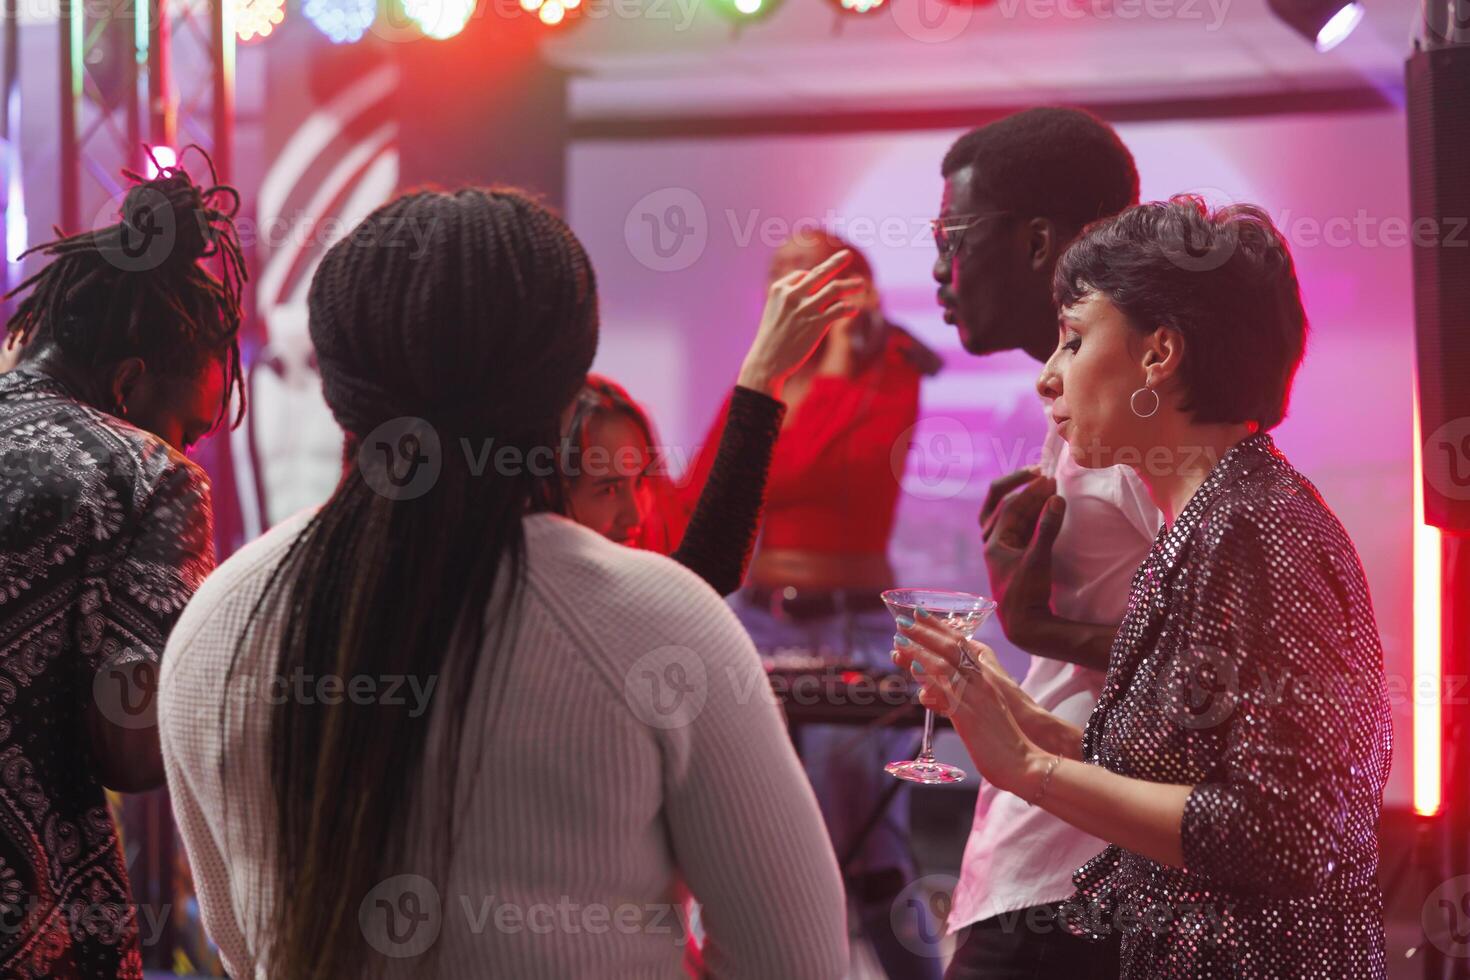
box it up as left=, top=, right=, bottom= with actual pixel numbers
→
left=679, top=326, right=928, bottom=556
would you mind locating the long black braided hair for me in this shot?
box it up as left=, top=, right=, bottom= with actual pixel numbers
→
left=4, top=146, right=246, bottom=427
left=225, top=187, right=598, bottom=979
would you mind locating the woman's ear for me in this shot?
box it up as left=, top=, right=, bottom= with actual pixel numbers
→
left=1142, top=326, right=1185, bottom=389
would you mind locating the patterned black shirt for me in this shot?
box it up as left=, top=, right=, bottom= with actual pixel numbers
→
left=0, top=367, right=213, bottom=977
left=1064, top=433, right=1393, bottom=978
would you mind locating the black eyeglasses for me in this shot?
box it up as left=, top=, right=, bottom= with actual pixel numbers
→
left=930, top=211, right=1012, bottom=258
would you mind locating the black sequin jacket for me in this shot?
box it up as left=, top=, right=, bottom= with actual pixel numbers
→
left=1063, top=433, right=1392, bottom=979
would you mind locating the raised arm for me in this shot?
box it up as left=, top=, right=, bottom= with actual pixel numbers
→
left=895, top=611, right=1192, bottom=867
left=669, top=387, right=785, bottom=596
left=895, top=498, right=1383, bottom=894
left=670, top=250, right=864, bottom=595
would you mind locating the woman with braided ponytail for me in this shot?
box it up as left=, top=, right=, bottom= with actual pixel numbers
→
left=159, top=187, right=850, bottom=980
left=0, top=151, right=244, bottom=977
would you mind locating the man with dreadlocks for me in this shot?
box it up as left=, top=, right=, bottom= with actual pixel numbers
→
left=0, top=152, right=245, bottom=977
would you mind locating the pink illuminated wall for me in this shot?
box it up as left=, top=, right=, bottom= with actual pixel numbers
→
left=569, top=106, right=1416, bottom=804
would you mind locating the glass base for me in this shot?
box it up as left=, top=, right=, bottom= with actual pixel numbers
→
left=885, top=758, right=967, bottom=784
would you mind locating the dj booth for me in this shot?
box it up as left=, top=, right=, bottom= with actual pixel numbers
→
left=765, top=661, right=954, bottom=873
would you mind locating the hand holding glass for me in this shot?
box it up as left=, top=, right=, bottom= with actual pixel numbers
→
left=880, top=588, right=997, bottom=784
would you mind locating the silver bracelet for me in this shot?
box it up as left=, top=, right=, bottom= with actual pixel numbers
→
left=1028, top=755, right=1062, bottom=807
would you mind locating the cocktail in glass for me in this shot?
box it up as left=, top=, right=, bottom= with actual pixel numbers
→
left=880, top=588, right=997, bottom=784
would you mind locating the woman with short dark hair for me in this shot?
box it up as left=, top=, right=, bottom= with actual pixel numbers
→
left=892, top=196, right=1391, bottom=979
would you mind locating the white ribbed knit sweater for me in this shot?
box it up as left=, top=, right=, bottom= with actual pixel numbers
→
left=159, top=509, right=849, bottom=979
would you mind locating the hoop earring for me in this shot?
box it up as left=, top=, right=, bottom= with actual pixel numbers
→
left=1130, top=386, right=1160, bottom=419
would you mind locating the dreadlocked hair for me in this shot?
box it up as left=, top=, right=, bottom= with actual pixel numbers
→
left=4, top=145, right=247, bottom=428
left=224, top=187, right=598, bottom=980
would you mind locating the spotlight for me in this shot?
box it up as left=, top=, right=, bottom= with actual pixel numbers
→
left=304, top=0, right=377, bottom=42
left=144, top=145, right=178, bottom=179
left=520, top=0, right=581, bottom=26
left=234, top=0, right=285, bottom=40
left=710, top=0, right=779, bottom=23
left=1266, top=0, right=1364, bottom=50
left=402, top=0, right=476, bottom=38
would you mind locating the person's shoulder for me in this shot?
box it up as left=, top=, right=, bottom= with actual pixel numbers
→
left=522, top=514, right=752, bottom=666
left=522, top=515, right=766, bottom=731
left=200, top=508, right=314, bottom=605
left=1199, top=444, right=1351, bottom=566
left=164, top=508, right=315, bottom=673
left=524, top=513, right=733, bottom=620
left=1, top=367, right=211, bottom=528
left=129, top=429, right=211, bottom=503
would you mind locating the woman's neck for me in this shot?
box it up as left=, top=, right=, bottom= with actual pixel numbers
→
left=1134, top=420, right=1257, bottom=526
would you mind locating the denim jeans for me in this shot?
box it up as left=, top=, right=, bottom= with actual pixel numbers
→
left=731, top=592, right=942, bottom=980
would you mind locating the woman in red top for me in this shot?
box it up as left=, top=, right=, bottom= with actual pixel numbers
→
left=680, top=237, right=940, bottom=597
left=558, top=248, right=864, bottom=595
left=680, top=232, right=944, bottom=980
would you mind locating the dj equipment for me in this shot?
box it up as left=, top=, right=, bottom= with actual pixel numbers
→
left=744, top=586, right=888, bottom=622
left=766, top=665, right=954, bottom=875
left=765, top=666, right=945, bottom=729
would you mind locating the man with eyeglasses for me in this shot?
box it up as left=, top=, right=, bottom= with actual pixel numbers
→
left=929, top=107, right=1163, bottom=979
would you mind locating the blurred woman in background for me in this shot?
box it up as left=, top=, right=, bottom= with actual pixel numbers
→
left=559, top=248, right=862, bottom=596
left=679, top=231, right=944, bottom=980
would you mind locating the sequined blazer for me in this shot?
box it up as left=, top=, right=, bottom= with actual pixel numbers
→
left=1063, top=433, right=1392, bottom=979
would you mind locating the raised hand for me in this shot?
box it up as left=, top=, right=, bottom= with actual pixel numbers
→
left=736, top=250, right=866, bottom=399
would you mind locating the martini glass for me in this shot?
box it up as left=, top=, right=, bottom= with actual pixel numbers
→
left=881, top=588, right=997, bottom=784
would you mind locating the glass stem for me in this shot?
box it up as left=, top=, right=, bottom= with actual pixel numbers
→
left=918, top=709, right=937, bottom=760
